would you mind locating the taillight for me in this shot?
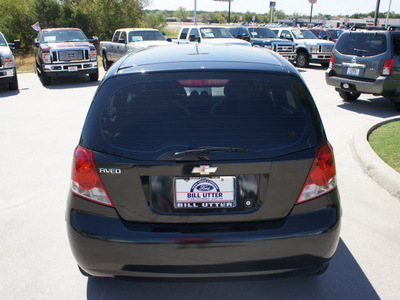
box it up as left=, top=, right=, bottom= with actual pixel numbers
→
left=328, top=53, right=334, bottom=69
left=382, top=58, right=393, bottom=76
left=71, top=145, right=113, bottom=206
left=296, top=142, right=337, bottom=204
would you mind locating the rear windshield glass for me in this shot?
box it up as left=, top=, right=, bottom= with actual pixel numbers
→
left=200, top=28, right=233, bottom=39
left=85, top=72, right=320, bottom=161
left=128, top=31, right=165, bottom=42
left=335, top=32, right=387, bottom=56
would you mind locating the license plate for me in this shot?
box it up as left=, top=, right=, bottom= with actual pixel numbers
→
left=347, top=67, right=360, bottom=76
left=68, top=66, right=78, bottom=72
left=174, top=176, right=236, bottom=209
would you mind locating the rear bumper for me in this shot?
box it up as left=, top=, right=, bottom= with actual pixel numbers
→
left=325, top=69, right=400, bottom=96
left=66, top=190, right=341, bottom=278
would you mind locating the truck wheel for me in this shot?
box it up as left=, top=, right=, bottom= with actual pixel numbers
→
left=296, top=52, right=309, bottom=68
left=41, top=71, right=51, bottom=86
left=89, top=69, right=99, bottom=82
left=9, top=71, right=18, bottom=90
left=338, top=90, right=360, bottom=101
left=102, top=54, right=111, bottom=71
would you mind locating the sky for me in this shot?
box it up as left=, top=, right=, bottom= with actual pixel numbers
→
left=146, top=0, right=399, bottom=17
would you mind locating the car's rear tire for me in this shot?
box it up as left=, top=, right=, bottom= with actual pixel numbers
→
left=296, top=52, right=309, bottom=68
left=338, top=90, right=360, bottom=101
left=9, top=71, right=18, bottom=90
left=89, top=69, right=99, bottom=82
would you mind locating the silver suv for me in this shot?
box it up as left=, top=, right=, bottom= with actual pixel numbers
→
left=325, top=27, right=400, bottom=111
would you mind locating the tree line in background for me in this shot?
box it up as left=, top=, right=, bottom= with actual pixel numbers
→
left=1, top=0, right=399, bottom=53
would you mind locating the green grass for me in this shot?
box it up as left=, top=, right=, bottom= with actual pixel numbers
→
left=368, top=120, right=400, bottom=173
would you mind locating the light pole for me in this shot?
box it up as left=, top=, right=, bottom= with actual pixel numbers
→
left=194, top=0, right=197, bottom=25
left=214, top=0, right=233, bottom=24
left=374, top=0, right=381, bottom=26
left=308, top=0, right=317, bottom=24
left=385, top=0, right=392, bottom=28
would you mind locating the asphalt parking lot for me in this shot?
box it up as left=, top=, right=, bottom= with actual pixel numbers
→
left=0, top=66, right=399, bottom=299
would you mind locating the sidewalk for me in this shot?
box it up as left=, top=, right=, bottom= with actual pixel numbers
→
left=351, top=116, right=400, bottom=200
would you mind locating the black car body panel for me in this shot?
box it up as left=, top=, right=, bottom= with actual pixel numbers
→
left=67, top=44, right=341, bottom=278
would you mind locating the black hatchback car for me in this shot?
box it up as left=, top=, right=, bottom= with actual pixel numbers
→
left=67, top=44, right=341, bottom=278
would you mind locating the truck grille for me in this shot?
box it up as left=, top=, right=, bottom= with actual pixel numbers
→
left=318, top=45, right=334, bottom=53
left=58, top=50, right=84, bottom=61
left=272, top=44, right=294, bottom=53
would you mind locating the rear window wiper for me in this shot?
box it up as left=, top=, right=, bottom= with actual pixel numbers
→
left=353, top=48, right=369, bottom=54
left=174, top=146, right=264, bottom=159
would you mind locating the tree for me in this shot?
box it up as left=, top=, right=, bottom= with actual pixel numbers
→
left=175, top=6, right=188, bottom=22
left=145, top=11, right=167, bottom=30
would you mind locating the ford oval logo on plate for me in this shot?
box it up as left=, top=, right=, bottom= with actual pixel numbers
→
left=196, top=184, right=214, bottom=192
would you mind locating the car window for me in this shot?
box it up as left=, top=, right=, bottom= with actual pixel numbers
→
left=335, top=32, right=387, bottom=57
left=93, top=72, right=319, bottom=161
left=327, top=29, right=344, bottom=39
left=179, top=28, right=189, bottom=39
left=318, top=31, right=328, bottom=39
left=120, top=31, right=127, bottom=42
left=112, top=31, right=121, bottom=43
left=189, top=28, right=200, bottom=40
left=291, top=29, right=317, bottom=39
left=40, top=30, right=88, bottom=43
left=128, top=30, right=165, bottom=42
left=248, top=28, right=277, bottom=38
left=392, top=34, right=400, bottom=55
left=0, top=34, right=6, bottom=46
left=280, top=30, right=292, bottom=39
left=200, top=28, right=233, bottom=39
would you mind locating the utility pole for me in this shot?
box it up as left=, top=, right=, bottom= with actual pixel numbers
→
left=374, top=0, right=381, bottom=26
left=194, top=0, right=197, bottom=26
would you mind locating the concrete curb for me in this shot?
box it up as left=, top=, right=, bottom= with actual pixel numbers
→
left=351, top=117, right=400, bottom=200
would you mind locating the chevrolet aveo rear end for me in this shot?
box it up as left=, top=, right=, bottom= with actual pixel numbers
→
left=67, top=44, right=341, bottom=278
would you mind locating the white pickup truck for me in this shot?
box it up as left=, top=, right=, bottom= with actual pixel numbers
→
left=175, top=26, right=251, bottom=46
left=0, top=32, right=20, bottom=90
left=100, top=28, right=173, bottom=70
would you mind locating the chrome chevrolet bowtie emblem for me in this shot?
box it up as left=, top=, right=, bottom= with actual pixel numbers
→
left=192, top=165, right=218, bottom=175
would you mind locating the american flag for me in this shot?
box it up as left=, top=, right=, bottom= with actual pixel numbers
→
left=31, top=22, right=41, bottom=31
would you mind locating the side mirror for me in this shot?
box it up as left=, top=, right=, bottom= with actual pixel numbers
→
left=189, top=34, right=197, bottom=42
left=241, top=33, right=250, bottom=42
left=166, top=38, right=172, bottom=42
left=90, top=36, right=99, bottom=45
left=10, top=40, right=21, bottom=49
left=34, top=38, right=39, bottom=48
